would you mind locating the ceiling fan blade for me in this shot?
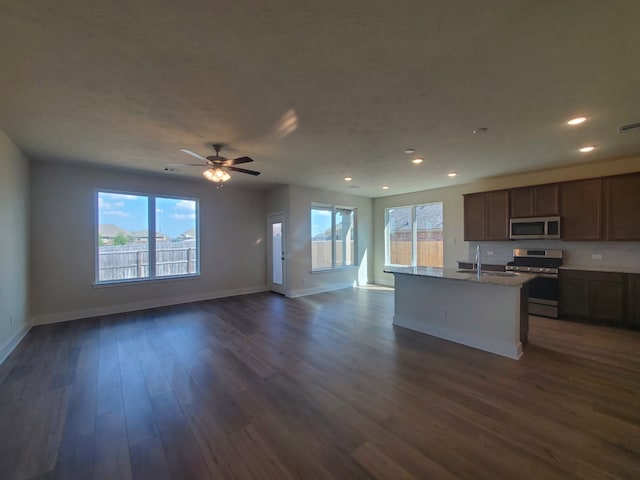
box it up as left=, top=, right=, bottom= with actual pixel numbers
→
left=227, top=166, right=261, bottom=176
left=179, top=149, right=208, bottom=162
left=223, top=156, right=253, bottom=166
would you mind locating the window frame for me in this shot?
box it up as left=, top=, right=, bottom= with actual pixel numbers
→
left=95, top=189, right=200, bottom=285
left=311, top=203, right=357, bottom=272
left=384, top=202, right=443, bottom=268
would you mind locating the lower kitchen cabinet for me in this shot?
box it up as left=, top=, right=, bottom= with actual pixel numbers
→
left=559, top=270, right=624, bottom=324
left=559, top=272, right=590, bottom=318
left=627, top=274, right=640, bottom=326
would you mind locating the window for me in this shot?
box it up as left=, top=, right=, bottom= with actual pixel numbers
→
left=385, top=202, right=443, bottom=267
left=311, top=205, right=356, bottom=270
left=97, top=191, right=199, bottom=283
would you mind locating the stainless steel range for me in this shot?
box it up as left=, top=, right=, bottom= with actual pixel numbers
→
left=506, top=249, right=563, bottom=318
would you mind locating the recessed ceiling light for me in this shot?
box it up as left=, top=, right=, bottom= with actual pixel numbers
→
left=404, top=148, right=415, bottom=154
left=382, top=185, right=390, bottom=190
left=448, top=172, right=457, bottom=177
left=579, top=146, right=595, bottom=153
left=344, top=177, right=352, bottom=181
left=568, top=116, right=587, bottom=125
left=412, top=158, right=424, bottom=164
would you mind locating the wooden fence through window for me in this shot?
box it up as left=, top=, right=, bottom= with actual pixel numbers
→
left=98, top=241, right=196, bottom=281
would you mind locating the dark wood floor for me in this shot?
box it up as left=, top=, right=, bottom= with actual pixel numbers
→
left=1, top=287, right=640, bottom=479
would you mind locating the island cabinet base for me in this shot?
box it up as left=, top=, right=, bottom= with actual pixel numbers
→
left=392, top=274, right=529, bottom=360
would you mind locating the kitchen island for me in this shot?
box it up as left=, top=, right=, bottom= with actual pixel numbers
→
left=385, top=266, right=535, bottom=359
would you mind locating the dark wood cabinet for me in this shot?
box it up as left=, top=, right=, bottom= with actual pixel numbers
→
left=560, top=270, right=624, bottom=323
left=589, top=273, right=625, bottom=323
left=605, top=173, right=640, bottom=240
left=485, top=190, right=509, bottom=240
left=533, top=184, right=560, bottom=216
left=510, top=184, right=559, bottom=218
left=627, top=274, right=640, bottom=326
left=510, top=187, right=534, bottom=218
left=463, top=172, right=640, bottom=243
left=560, top=179, right=604, bottom=240
left=559, top=271, right=590, bottom=318
left=463, top=191, right=509, bottom=241
left=463, top=193, right=486, bottom=241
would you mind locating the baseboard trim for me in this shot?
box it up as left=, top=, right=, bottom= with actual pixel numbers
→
left=393, top=314, right=522, bottom=360
left=0, top=324, right=31, bottom=365
left=287, top=282, right=355, bottom=298
left=29, top=285, right=268, bottom=326
left=373, top=279, right=394, bottom=287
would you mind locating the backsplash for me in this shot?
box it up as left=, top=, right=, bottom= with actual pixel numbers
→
left=467, top=241, right=640, bottom=270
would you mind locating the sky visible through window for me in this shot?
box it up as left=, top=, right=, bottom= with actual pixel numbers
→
left=311, top=208, right=332, bottom=238
left=98, top=192, right=195, bottom=239
left=156, top=197, right=196, bottom=238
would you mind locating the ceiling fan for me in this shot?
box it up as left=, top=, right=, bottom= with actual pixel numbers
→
left=177, top=144, right=260, bottom=184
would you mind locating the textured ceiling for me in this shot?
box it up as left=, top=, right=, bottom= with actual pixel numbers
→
left=1, top=0, right=640, bottom=197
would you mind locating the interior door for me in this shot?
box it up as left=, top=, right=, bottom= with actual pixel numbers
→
left=267, top=213, right=286, bottom=295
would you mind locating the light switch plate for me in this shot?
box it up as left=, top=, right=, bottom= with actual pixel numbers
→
left=591, top=254, right=603, bottom=260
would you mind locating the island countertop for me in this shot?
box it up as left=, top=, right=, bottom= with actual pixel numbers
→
left=384, top=266, right=535, bottom=287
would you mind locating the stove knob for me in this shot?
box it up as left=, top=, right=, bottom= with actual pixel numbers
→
left=526, top=267, right=532, bottom=272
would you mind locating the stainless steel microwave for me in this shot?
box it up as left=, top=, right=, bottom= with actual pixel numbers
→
left=509, top=216, right=561, bottom=240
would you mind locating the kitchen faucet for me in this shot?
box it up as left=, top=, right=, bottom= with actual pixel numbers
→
left=475, top=244, right=482, bottom=278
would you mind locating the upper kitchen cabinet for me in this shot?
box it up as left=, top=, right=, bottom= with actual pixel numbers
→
left=485, top=190, right=510, bottom=240
left=605, top=173, right=640, bottom=240
left=510, top=184, right=559, bottom=218
left=464, top=193, right=486, bottom=241
left=463, top=191, right=509, bottom=241
left=560, top=178, right=604, bottom=240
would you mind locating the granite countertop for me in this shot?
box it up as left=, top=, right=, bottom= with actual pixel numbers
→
left=560, top=265, right=640, bottom=274
left=384, top=266, right=535, bottom=287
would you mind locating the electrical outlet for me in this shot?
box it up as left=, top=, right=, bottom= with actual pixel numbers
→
left=487, top=251, right=494, bottom=256
left=9, top=316, right=13, bottom=326
left=592, top=254, right=603, bottom=260
left=438, top=306, right=446, bottom=319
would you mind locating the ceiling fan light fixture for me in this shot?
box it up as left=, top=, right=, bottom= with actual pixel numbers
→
left=203, top=168, right=231, bottom=182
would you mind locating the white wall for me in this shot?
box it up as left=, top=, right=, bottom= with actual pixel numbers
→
left=29, top=160, right=268, bottom=324
left=0, top=130, right=30, bottom=362
left=373, top=156, right=640, bottom=286
left=283, top=185, right=373, bottom=297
